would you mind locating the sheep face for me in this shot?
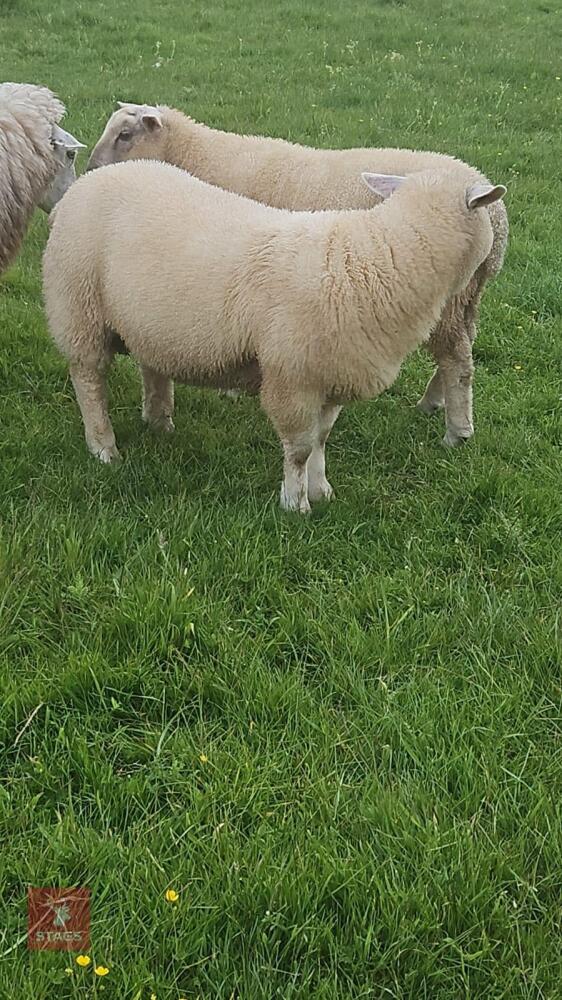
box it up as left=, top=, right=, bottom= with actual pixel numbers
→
left=39, top=124, right=86, bottom=212
left=87, top=104, right=164, bottom=171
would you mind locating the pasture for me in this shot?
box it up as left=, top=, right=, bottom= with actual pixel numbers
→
left=0, top=0, right=561, bottom=996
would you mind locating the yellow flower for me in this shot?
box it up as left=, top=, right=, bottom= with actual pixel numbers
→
left=199, top=753, right=208, bottom=763
left=94, top=965, right=110, bottom=977
left=165, top=888, right=179, bottom=903
left=76, top=955, right=91, bottom=967
left=514, top=364, right=523, bottom=370
left=151, top=994, right=157, bottom=1000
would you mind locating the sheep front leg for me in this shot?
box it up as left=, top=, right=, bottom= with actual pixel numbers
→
left=280, top=432, right=315, bottom=513
left=70, top=363, right=120, bottom=463
left=141, top=365, right=175, bottom=432
left=261, top=383, right=322, bottom=514
left=307, top=404, right=341, bottom=503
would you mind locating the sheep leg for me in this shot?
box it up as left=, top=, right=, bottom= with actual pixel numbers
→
left=70, top=362, right=120, bottom=464
left=307, top=404, right=341, bottom=503
left=280, top=431, right=316, bottom=513
left=417, top=368, right=444, bottom=414
left=261, top=384, right=323, bottom=513
left=439, top=283, right=483, bottom=446
left=423, top=277, right=483, bottom=446
left=438, top=280, right=483, bottom=446
left=141, top=365, right=175, bottom=432
left=439, top=332, right=475, bottom=446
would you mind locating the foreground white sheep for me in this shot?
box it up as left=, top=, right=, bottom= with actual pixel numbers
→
left=0, top=82, right=84, bottom=277
left=43, top=160, right=505, bottom=511
left=88, top=103, right=509, bottom=446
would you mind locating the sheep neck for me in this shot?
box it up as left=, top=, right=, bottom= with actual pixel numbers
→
left=162, top=110, right=242, bottom=187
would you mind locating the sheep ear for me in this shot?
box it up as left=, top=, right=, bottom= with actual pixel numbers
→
left=141, top=107, right=163, bottom=131
left=467, top=183, right=506, bottom=209
left=51, top=124, right=86, bottom=149
left=361, top=173, right=407, bottom=199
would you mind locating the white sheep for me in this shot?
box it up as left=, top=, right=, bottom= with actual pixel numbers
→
left=43, top=159, right=505, bottom=511
left=0, top=82, right=84, bottom=277
left=88, top=103, right=509, bottom=446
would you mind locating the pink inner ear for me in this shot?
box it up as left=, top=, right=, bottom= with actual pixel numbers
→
left=362, top=173, right=406, bottom=199
left=141, top=112, right=163, bottom=131
left=467, top=183, right=506, bottom=209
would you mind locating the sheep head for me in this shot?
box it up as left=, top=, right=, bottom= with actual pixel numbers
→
left=87, top=103, right=164, bottom=171
left=39, top=124, right=86, bottom=212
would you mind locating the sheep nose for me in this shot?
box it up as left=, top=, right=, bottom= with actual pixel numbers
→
left=85, top=157, right=99, bottom=172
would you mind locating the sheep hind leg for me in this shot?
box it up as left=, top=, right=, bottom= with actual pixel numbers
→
left=428, top=277, right=483, bottom=447
left=417, top=367, right=444, bottom=415
left=441, top=290, right=481, bottom=447
left=70, top=362, right=120, bottom=464
left=307, top=404, right=341, bottom=504
left=440, top=334, right=475, bottom=447
left=439, top=283, right=482, bottom=446
left=141, top=366, right=175, bottom=432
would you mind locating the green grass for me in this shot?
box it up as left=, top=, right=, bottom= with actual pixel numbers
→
left=1, top=0, right=561, bottom=996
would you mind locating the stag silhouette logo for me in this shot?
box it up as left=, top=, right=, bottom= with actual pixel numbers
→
left=49, top=898, right=72, bottom=928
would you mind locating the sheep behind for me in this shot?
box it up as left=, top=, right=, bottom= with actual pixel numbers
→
left=0, top=82, right=84, bottom=276
left=88, top=103, right=509, bottom=447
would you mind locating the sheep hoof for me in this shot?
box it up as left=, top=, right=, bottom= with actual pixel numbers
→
left=96, top=444, right=122, bottom=464
left=143, top=414, right=175, bottom=433
left=280, top=485, right=311, bottom=514
left=308, top=479, right=334, bottom=504
left=442, top=428, right=473, bottom=447
left=153, top=416, right=175, bottom=433
left=416, top=397, right=444, bottom=415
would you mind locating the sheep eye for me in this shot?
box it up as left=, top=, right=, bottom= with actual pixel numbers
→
left=66, top=150, right=76, bottom=162
left=118, top=130, right=132, bottom=142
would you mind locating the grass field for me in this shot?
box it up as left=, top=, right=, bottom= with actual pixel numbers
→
left=1, top=0, right=561, bottom=996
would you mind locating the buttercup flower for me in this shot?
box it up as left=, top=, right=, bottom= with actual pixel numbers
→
left=76, top=955, right=91, bottom=967
left=199, top=753, right=208, bottom=763
left=165, top=888, right=179, bottom=903
left=94, top=965, right=110, bottom=976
